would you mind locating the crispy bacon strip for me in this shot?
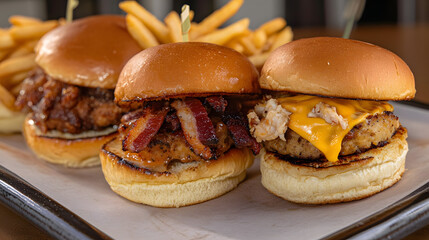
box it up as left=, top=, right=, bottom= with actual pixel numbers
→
left=223, top=112, right=261, bottom=155
left=123, top=103, right=168, bottom=153
left=171, top=99, right=218, bottom=160
left=206, top=96, right=228, bottom=113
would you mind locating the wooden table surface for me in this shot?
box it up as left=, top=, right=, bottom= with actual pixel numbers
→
left=1, top=25, right=429, bottom=239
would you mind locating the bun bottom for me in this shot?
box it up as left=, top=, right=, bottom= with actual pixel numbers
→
left=100, top=137, right=254, bottom=208
left=24, top=114, right=117, bottom=168
left=261, top=127, right=408, bottom=204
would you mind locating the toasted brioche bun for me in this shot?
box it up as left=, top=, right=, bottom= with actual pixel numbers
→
left=100, top=137, right=254, bottom=207
left=115, top=42, right=260, bottom=106
left=24, top=114, right=117, bottom=168
left=36, top=15, right=141, bottom=89
left=260, top=127, right=408, bottom=204
left=260, top=37, right=415, bottom=100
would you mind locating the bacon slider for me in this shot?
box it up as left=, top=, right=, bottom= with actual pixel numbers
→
left=16, top=16, right=141, bottom=167
left=101, top=42, right=261, bottom=207
left=248, top=37, right=415, bottom=204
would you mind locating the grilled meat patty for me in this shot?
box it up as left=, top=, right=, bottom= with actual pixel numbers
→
left=117, top=97, right=258, bottom=171
left=264, top=112, right=400, bottom=160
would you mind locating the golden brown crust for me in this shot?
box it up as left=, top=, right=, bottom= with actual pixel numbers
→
left=260, top=126, right=408, bottom=204
left=100, top=137, right=254, bottom=207
left=24, top=114, right=118, bottom=167
left=260, top=37, right=415, bottom=100
left=36, top=15, right=141, bottom=89
left=115, top=42, right=260, bottom=106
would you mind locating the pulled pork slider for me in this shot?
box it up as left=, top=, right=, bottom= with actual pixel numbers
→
left=248, top=37, right=415, bottom=204
left=15, top=15, right=141, bottom=167
left=101, top=42, right=261, bottom=207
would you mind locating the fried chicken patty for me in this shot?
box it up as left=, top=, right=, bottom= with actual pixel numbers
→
left=264, top=112, right=400, bottom=160
left=15, top=69, right=125, bottom=134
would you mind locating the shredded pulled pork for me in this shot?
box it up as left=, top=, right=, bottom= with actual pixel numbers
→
left=308, top=102, right=348, bottom=129
left=247, top=98, right=290, bottom=142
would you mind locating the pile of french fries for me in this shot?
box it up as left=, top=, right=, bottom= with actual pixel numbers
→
left=0, top=16, right=61, bottom=112
left=119, top=0, right=293, bottom=69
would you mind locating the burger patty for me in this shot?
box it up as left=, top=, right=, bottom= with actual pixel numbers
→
left=15, top=68, right=125, bottom=134
left=117, top=97, right=258, bottom=170
left=264, top=111, right=400, bottom=160
left=122, top=121, right=233, bottom=172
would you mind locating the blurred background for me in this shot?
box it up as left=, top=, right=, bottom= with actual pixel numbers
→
left=1, top=0, right=427, bottom=104
left=1, top=0, right=429, bottom=28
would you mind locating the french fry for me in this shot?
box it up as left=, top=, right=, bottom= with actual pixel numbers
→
left=239, top=36, right=258, bottom=55
left=226, top=41, right=244, bottom=54
left=11, top=82, right=23, bottom=97
left=0, top=53, right=36, bottom=78
left=262, top=33, right=277, bottom=52
left=190, top=0, right=244, bottom=39
left=9, top=16, right=42, bottom=26
left=0, top=84, right=16, bottom=110
left=22, top=39, right=38, bottom=51
left=164, top=11, right=182, bottom=43
left=269, top=26, right=293, bottom=52
left=8, top=46, right=33, bottom=59
left=2, top=71, right=28, bottom=88
left=248, top=52, right=270, bottom=69
left=125, top=14, right=159, bottom=49
left=0, top=32, right=15, bottom=50
left=189, top=10, right=195, bottom=22
left=10, top=20, right=58, bottom=41
left=8, top=40, right=38, bottom=59
left=0, top=49, right=12, bottom=61
left=119, top=1, right=170, bottom=43
left=195, top=18, right=249, bottom=45
left=256, top=18, right=286, bottom=36
left=252, top=30, right=267, bottom=49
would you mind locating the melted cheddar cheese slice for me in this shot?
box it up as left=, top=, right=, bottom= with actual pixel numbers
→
left=277, top=95, right=393, bottom=162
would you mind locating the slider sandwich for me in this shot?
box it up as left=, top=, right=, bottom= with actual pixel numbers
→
left=101, top=42, right=261, bottom=207
left=248, top=37, right=415, bottom=204
left=15, top=15, right=141, bottom=167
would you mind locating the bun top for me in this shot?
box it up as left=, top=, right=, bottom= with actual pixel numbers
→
left=115, top=42, right=260, bottom=105
left=36, top=15, right=141, bottom=89
left=260, top=37, right=415, bottom=100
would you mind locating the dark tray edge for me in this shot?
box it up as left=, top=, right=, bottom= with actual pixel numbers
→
left=321, top=182, right=429, bottom=240
left=0, top=165, right=112, bottom=240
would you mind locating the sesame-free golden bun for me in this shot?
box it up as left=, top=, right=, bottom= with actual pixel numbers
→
left=35, top=15, right=141, bottom=89
left=260, top=126, right=408, bottom=204
left=260, top=37, right=415, bottom=100
left=115, top=42, right=260, bottom=106
left=24, top=114, right=117, bottom=168
left=100, top=137, right=254, bottom=207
